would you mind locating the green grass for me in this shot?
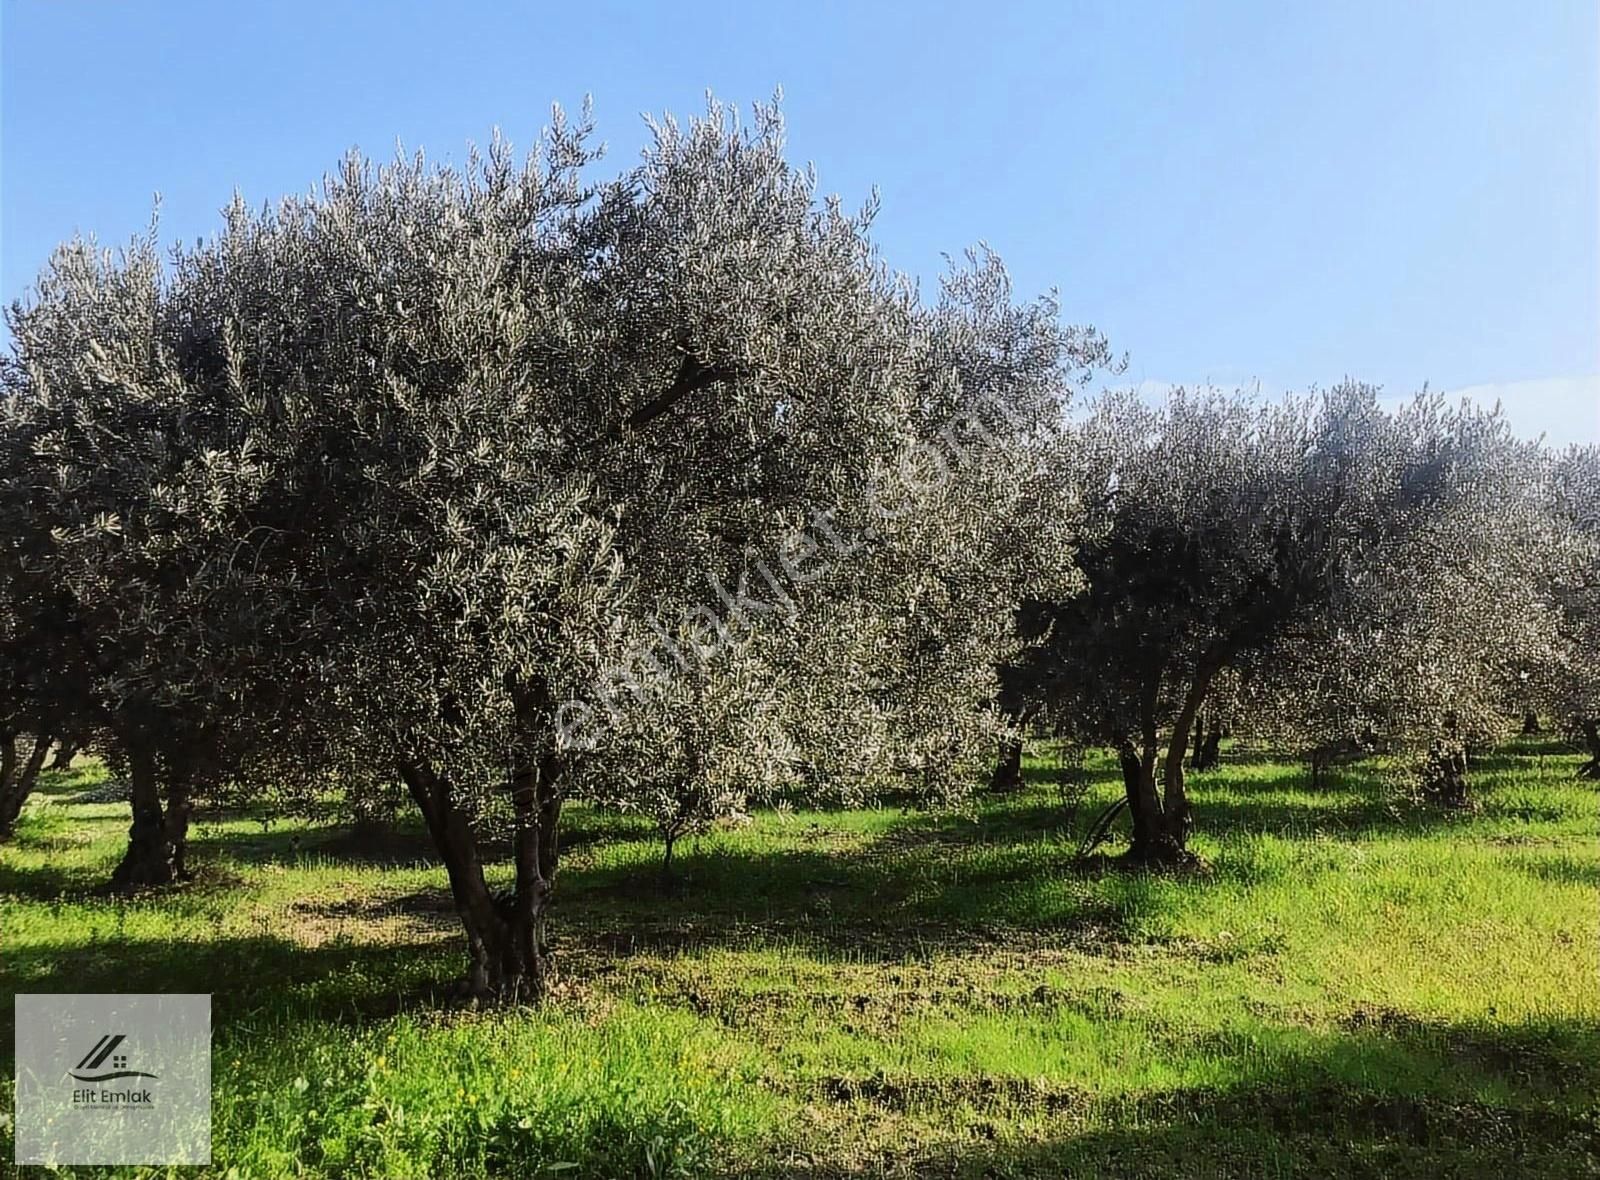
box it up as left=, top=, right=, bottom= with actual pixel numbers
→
left=2, top=740, right=1596, bottom=1177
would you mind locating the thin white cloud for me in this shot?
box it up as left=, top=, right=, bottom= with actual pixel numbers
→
left=1437, top=375, right=1599, bottom=448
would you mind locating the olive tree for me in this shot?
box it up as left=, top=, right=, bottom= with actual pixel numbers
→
left=1011, top=385, right=1535, bottom=863
left=8, top=93, right=1108, bottom=995
left=1542, top=445, right=1600, bottom=776
left=0, top=231, right=320, bottom=882
left=1239, top=410, right=1555, bottom=804
left=189, top=99, right=1101, bottom=999
left=583, top=627, right=793, bottom=878
left=571, top=250, right=1105, bottom=885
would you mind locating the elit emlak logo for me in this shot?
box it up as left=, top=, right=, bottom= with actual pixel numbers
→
left=71, top=1033, right=160, bottom=1083
left=16, top=993, right=211, bottom=1165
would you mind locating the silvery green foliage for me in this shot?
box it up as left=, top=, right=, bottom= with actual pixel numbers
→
left=571, top=214, right=1107, bottom=827
left=0, top=227, right=312, bottom=804
left=1540, top=445, right=1600, bottom=770
left=1015, top=383, right=1544, bottom=856
left=1238, top=398, right=1560, bottom=763
left=4, top=95, right=1108, bottom=984
left=581, top=625, right=792, bottom=865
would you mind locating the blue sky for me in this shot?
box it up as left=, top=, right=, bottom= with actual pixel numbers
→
left=3, top=1, right=1595, bottom=442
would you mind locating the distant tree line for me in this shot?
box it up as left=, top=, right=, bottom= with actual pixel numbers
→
left=1, top=98, right=1594, bottom=999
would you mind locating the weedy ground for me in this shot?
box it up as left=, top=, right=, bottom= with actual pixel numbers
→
left=1, top=739, right=1595, bottom=1178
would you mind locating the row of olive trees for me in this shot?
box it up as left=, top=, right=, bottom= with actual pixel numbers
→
left=999, top=388, right=1596, bottom=862
left=2, top=97, right=1592, bottom=996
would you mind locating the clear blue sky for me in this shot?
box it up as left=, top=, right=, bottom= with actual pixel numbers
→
left=3, top=1, right=1596, bottom=442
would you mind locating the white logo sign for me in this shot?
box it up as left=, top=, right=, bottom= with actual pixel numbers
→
left=13, top=993, right=211, bottom=1165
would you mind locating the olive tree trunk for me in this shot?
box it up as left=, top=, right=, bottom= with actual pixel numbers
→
left=403, top=755, right=562, bottom=1003
left=1420, top=739, right=1471, bottom=807
left=1578, top=718, right=1600, bottom=780
left=0, top=733, right=51, bottom=841
left=45, top=736, right=84, bottom=772
left=1119, top=670, right=1215, bottom=866
left=988, top=736, right=1025, bottom=793
left=110, top=749, right=191, bottom=889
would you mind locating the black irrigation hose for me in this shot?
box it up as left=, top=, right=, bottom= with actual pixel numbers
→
left=1077, top=795, right=1129, bottom=858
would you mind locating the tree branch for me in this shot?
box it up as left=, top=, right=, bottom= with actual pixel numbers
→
left=620, top=350, right=741, bottom=435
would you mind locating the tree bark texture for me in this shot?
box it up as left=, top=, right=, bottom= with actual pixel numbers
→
left=110, top=747, right=189, bottom=889
left=0, top=733, right=51, bottom=841
left=403, top=755, right=562, bottom=1003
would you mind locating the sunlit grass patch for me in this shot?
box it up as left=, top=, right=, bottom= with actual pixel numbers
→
left=1, top=741, right=1596, bottom=1176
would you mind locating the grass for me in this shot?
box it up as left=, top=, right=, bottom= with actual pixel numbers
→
left=1, top=739, right=1596, bottom=1177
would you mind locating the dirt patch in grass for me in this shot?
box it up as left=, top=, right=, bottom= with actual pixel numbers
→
left=819, top=1072, right=1097, bottom=1118
left=287, top=888, right=459, bottom=947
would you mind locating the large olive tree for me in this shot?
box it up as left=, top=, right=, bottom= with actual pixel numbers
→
left=1541, top=445, right=1600, bottom=776
left=42, top=98, right=1098, bottom=1000
left=1011, top=385, right=1538, bottom=863
left=0, top=230, right=321, bottom=882
left=1237, top=410, right=1556, bottom=803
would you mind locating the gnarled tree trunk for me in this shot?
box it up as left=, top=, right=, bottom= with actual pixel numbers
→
left=988, top=737, right=1025, bottom=793
left=403, top=754, right=563, bottom=1003
left=1117, top=734, right=1172, bottom=863
left=110, top=748, right=189, bottom=889
left=1521, top=710, right=1541, bottom=736
left=1119, top=670, right=1214, bottom=867
left=0, top=733, right=52, bottom=841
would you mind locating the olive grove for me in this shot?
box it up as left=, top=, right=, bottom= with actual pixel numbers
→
left=1002, top=386, right=1556, bottom=861
left=0, top=99, right=1112, bottom=999
left=1, top=96, right=1589, bottom=1002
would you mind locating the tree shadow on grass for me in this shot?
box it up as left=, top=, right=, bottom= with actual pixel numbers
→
left=182, top=818, right=441, bottom=868
left=883, top=764, right=1456, bottom=861
left=0, top=932, right=462, bottom=1056
left=180, top=805, right=657, bottom=869
left=733, top=1013, right=1600, bottom=1178
left=891, top=1085, right=1599, bottom=1179
left=1505, top=850, right=1600, bottom=888
left=295, top=748, right=1564, bottom=966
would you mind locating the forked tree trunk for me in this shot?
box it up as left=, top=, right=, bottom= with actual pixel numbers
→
left=0, top=734, right=51, bottom=841
left=988, top=737, right=1025, bottom=793
left=45, top=736, right=83, bottom=771
left=1578, top=719, right=1600, bottom=780
left=1119, top=670, right=1215, bottom=867
left=1119, top=735, right=1189, bottom=865
left=110, top=749, right=188, bottom=890
left=403, top=755, right=562, bottom=1003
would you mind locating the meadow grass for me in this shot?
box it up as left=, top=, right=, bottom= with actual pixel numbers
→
left=1, top=739, right=1595, bottom=1177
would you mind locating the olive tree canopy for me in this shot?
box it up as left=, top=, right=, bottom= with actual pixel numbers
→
left=1010, top=385, right=1542, bottom=862
left=3, top=97, right=1111, bottom=997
